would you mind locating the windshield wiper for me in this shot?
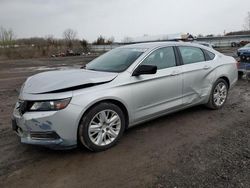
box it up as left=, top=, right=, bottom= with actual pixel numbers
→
left=87, top=68, right=100, bottom=71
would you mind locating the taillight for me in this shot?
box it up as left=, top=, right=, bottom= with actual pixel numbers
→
left=236, top=60, right=240, bottom=69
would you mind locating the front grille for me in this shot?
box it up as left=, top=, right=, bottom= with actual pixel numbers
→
left=30, top=131, right=60, bottom=140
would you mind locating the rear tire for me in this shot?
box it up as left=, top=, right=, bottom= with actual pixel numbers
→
left=238, top=72, right=244, bottom=79
left=78, top=102, right=125, bottom=152
left=206, top=78, right=229, bottom=110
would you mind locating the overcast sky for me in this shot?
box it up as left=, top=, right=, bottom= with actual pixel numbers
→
left=0, top=0, right=249, bottom=42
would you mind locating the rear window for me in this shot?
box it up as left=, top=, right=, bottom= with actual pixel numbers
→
left=204, top=50, right=215, bottom=60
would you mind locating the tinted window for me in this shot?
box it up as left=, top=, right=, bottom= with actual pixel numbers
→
left=86, top=48, right=145, bottom=72
left=204, top=50, right=215, bottom=60
left=179, top=46, right=205, bottom=64
left=141, top=47, right=176, bottom=69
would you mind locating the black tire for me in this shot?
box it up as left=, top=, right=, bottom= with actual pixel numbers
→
left=78, top=102, right=125, bottom=152
left=206, top=78, right=229, bottom=110
left=247, top=73, right=250, bottom=80
left=238, top=71, right=244, bottom=79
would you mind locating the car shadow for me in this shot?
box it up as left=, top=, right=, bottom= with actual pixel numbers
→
left=27, top=104, right=210, bottom=155
left=126, top=105, right=209, bottom=133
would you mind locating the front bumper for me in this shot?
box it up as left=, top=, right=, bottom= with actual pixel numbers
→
left=238, top=51, right=250, bottom=57
left=12, top=103, right=83, bottom=149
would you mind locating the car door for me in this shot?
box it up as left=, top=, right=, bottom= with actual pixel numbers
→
left=178, top=46, right=216, bottom=105
left=130, top=46, right=183, bottom=122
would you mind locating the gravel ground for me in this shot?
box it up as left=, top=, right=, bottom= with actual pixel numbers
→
left=154, top=119, right=250, bottom=188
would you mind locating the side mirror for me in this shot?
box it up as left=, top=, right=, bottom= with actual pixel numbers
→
left=132, top=65, right=157, bottom=76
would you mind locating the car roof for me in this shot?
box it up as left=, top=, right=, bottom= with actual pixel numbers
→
left=119, top=41, right=219, bottom=54
left=119, top=41, right=179, bottom=49
left=120, top=41, right=205, bottom=49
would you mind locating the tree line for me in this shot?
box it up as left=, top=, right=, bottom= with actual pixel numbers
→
left=0, top=27, right=116, bottom=59
left=0, top=27, right=115, bottom=49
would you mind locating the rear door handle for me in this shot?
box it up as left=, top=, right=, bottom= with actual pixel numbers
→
left=203, top=65, right=211, bottom=70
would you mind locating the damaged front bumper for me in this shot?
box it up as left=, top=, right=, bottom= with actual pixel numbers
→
left=12, top=102, right=83, bottom=149
left=12, top=118, right=63, bottom=146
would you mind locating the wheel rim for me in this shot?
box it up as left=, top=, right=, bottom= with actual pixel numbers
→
left=213, top=82, right=227, bottom=107
left=88, top=110, right=121, bottom=146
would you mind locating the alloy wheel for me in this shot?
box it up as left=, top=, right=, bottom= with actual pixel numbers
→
left=213, top=82, right=227, bottom=107
left=88, top=110, right=121, bottom=146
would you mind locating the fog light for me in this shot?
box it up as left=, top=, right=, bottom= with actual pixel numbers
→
left=30, top=131, right=60, bottom=140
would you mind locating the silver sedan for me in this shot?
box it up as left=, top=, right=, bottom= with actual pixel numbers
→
left=12, top=42, right=238, bottom=151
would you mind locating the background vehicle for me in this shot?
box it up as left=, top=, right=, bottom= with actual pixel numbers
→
left=238, top=60, right=250, bottom=79
left=196, top=42, right=215, bottom=48
left=231, top=41, right=250, bottom=47
left=237, top=43, right=250, bottom=60
left=12, top=42, right=238, bottom=152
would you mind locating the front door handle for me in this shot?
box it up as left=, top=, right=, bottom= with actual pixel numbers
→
left=203, top=65, right=211, bottom=70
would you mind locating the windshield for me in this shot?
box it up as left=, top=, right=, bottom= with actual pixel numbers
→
left=86, top=48, right=145, bottom=72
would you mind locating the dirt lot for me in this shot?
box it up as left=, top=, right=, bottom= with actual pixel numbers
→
left=0, top=49, right=249, bottom=188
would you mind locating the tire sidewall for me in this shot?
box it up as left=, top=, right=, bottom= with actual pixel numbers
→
left=78, top=103, right=125, bottom=152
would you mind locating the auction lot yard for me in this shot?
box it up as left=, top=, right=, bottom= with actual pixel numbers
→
left=0, top=50, right=250, bottom=187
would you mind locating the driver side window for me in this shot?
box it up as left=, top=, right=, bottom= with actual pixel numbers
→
left=140, top=47, right=176, bottom=69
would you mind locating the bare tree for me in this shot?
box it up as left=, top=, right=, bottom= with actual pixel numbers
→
left=93, top=35, right=106, bottom=45
left=63, top=28, right=77, bottom=48
left=106, top=36, right=115, bottom=44
left=0, top=26, right=15, bottom=47
left=45, top=35, right=55, bottom=46
left=80, top=38, right=89, bottom=52
left=243, top=11, right=250, bottom=30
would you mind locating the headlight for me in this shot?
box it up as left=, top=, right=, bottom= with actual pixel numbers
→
left=29, top=98, right=71, bottom=111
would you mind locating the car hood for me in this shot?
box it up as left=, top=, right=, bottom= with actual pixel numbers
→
left=22, top=69, right=118, bottom=94
left=238, top=47, right=250, bottom=51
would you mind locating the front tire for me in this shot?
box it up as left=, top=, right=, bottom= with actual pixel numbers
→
left=206, top=79, right=229, bottom=110
left=78, top=102, right=125, bottom=152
